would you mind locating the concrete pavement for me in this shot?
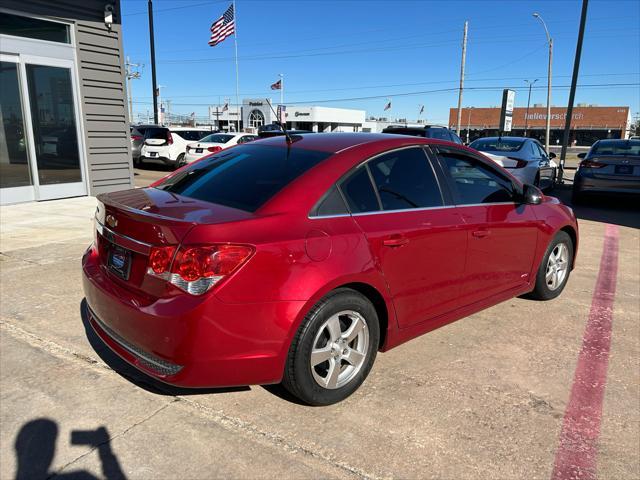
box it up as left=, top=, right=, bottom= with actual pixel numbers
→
left=1, top=180, right=638, bottom=479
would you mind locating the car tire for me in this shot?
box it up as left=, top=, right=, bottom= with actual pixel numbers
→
left=529, top=231, right=574, bottom=301
left=175, top=153, right=185, bottom=169
left=282, top=288, right=380, bottom=406
left=133, top=156, right=143, bottom=167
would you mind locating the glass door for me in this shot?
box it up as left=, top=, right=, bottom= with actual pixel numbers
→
left=0, top=57, right=34, bottom=203
left=0, top=54, right=86, bottom=203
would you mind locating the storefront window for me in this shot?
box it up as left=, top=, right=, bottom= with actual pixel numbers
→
left=0, top=61, right=32, bottom=189
left=0, top=12, right=71, bottom=44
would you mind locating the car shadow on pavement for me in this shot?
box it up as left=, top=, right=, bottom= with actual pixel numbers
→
left=552, top=183, right=640, bottom=229
left=80, top=300, right=250, bottom=397
left=14, top=418, right=125, bottom=480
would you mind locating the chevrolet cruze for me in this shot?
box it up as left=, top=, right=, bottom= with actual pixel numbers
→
left=82, top=133, right=578, bottom=405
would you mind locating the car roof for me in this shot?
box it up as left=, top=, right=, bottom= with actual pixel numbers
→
left=472, top=136, right=530, bottom=142
left=252, top=132, right=465, bottom=154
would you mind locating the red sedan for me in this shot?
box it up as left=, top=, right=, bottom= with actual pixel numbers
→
left=82, top=133, right=578, bottom=405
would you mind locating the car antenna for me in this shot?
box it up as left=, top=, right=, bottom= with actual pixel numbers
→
left=265, top=99, right=293, bottom=144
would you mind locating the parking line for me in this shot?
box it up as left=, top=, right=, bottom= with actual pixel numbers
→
left=551, top=224, right=619, bottom=480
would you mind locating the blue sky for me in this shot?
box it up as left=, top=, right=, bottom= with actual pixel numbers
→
left=121, top=0, right=640, bottom=124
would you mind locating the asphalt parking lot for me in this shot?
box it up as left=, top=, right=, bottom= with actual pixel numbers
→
left=1, top=163, right=638, bottom=479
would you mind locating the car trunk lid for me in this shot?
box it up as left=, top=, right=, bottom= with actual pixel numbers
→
left=95, top=188, right=253, bottom=295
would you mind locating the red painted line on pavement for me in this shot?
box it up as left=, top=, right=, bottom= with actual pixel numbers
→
left=551, top=224, right=619, bottom=480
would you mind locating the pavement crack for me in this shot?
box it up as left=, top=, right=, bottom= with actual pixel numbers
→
left=48, top=399, right=177, bottom=479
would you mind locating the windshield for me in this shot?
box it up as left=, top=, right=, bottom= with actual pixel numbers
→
left=154, top=144, right=331, bottom=212
left=470, top=138, right=526, bottom=152
left=200, top=134, right=234, bottom=144
left=590, top=140, right=640, bottom=156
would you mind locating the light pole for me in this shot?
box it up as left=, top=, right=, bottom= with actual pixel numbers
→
left=466, top=107, right=474, bottom=144
left=533, top=12, right=552, bottom=151
left=524, top=79, right=538, bottom=137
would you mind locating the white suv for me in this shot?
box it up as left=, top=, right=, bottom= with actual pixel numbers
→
left=139, top=127, right=213, bottom=168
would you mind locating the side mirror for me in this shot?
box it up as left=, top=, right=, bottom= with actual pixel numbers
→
left=549, top=152, right=556, bottom=159
left=577, top=152, right=587, bottom=159
left=522, top=184, right=543, bottom=205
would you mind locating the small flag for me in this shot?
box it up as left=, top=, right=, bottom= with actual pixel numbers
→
left=270, top=79, right=282, bottom=90
left=384, top=100, right=391, bottom=111
left=222, top=102, right=229, bottom=112
left=419, top=105, right=424, bottom=115
left=209, top=4, right=235, bottom=47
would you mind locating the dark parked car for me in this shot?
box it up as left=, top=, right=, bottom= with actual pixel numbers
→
left=83, top=133, right=578, bottom=405
left=130, top=125, right=158, bottom=163
left=572, top=139, right=640, bottom=203
left=381, top=125, right=464, bottom=144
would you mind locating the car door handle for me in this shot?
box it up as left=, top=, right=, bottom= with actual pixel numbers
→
left=383, top=235, right=409, bottom=247
left=472, top=230, right=491, bottom=238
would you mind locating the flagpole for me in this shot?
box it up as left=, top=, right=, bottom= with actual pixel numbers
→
left=280, top=73, right=284, bottom=106
left=233, top=0, right=240, bottom=132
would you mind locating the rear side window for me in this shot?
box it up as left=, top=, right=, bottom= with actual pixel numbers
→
left=339, top=167, right=380, bottom=213
left=439, top=150, right=516, bottom=204
left=312, top=186, right=348, bottom=216
left=368, top=148, right=443, bottom=210
left=154, top=144, right=331, bottom=212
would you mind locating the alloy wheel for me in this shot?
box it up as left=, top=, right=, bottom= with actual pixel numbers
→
left=310, top=310, right=369, bottom=389
left=546, top=242, right=569, bottom=291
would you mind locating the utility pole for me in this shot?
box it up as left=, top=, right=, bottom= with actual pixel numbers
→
left=559, top=0, right=589, bottom=182
left=533, top=13, right=553, bottom=151
left=523, top=79, right=538, bottom=136
left=148, top=0, right=159, bottom=124
left=456, top=20, right=469, bottom=136
left=125, top=57, right=142, bottom=124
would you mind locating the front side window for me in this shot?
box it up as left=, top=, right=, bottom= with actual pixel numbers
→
left=368, top=148, right=443, bottom=210
left=439, top=150, right=516, bottom=205
left=339, top=166, right=380, bottom=214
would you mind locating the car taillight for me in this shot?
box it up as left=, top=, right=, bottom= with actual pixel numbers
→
left=131, top=135, right=143, bottom=141
left=148, top=246, right=176, bottom=274
left=166, top=131, right=173, bottom=145
left=147, top=244, right=253, bottom=295
left=207, top=146, right=222, bottom=153
left=506, top=157, right=528, bottom=168
left=580, top=160, right=606, bottom=169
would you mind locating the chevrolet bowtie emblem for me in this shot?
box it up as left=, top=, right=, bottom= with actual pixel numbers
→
left=106, top=214, right=118, bottom=228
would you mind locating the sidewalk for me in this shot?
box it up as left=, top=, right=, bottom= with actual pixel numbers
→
left=0, top=196, right=97, bottom=252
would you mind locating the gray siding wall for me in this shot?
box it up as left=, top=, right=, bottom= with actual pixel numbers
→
left=2, top=0, right=134, bottom=195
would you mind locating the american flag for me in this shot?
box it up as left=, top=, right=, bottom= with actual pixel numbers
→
left=384, top=100, right=392, bottom=111
left=419, top=105, right=424, bottom=115
left=270, top=79, right=282, bottom=90
left=222, top=101, right=229, bottom=112
left=209, top=4, right=235, bottom=47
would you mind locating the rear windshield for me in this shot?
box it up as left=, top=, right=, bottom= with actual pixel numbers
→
left=145, top=127, right=169, bottom=139
left=174, top=130, right=210, bottom=141
left=470, top=138, right=525, bottom=152
left=590, top=140, right=640, bottom=156
left=154, top=144, right=332, bottom=212
left=200, top=133, right=235, bottom=144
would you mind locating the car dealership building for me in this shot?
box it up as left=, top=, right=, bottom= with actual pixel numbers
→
left=1, top=1, right=133, bottom=205
left=450, top=105, right=631, bottom=146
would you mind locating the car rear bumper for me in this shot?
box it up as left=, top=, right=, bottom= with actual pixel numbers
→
left=81, top=245, right=304, bottom=388
left=574, top=173, right=640, bottom=194
left=184, top=151, right=207, bottom=164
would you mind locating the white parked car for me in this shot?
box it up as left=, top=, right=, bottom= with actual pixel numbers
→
left=184, top=133, right=258, bottom=164
left=139, top=127, right=213, bottom=168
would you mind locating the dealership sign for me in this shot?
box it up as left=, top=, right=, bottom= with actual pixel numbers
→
left=499, top=89, right=516, bottom=132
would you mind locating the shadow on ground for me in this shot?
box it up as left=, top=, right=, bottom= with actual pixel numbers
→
left=80, top=300, right=250, bottom=397
left=14, top=418, right=125, bottom=480
left=552, top=183, right=639, bottom=229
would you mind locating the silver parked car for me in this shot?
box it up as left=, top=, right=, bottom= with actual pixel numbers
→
left=469, top=137, right=557, bottom=190
left=572, top=139, right=640, bottom=203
